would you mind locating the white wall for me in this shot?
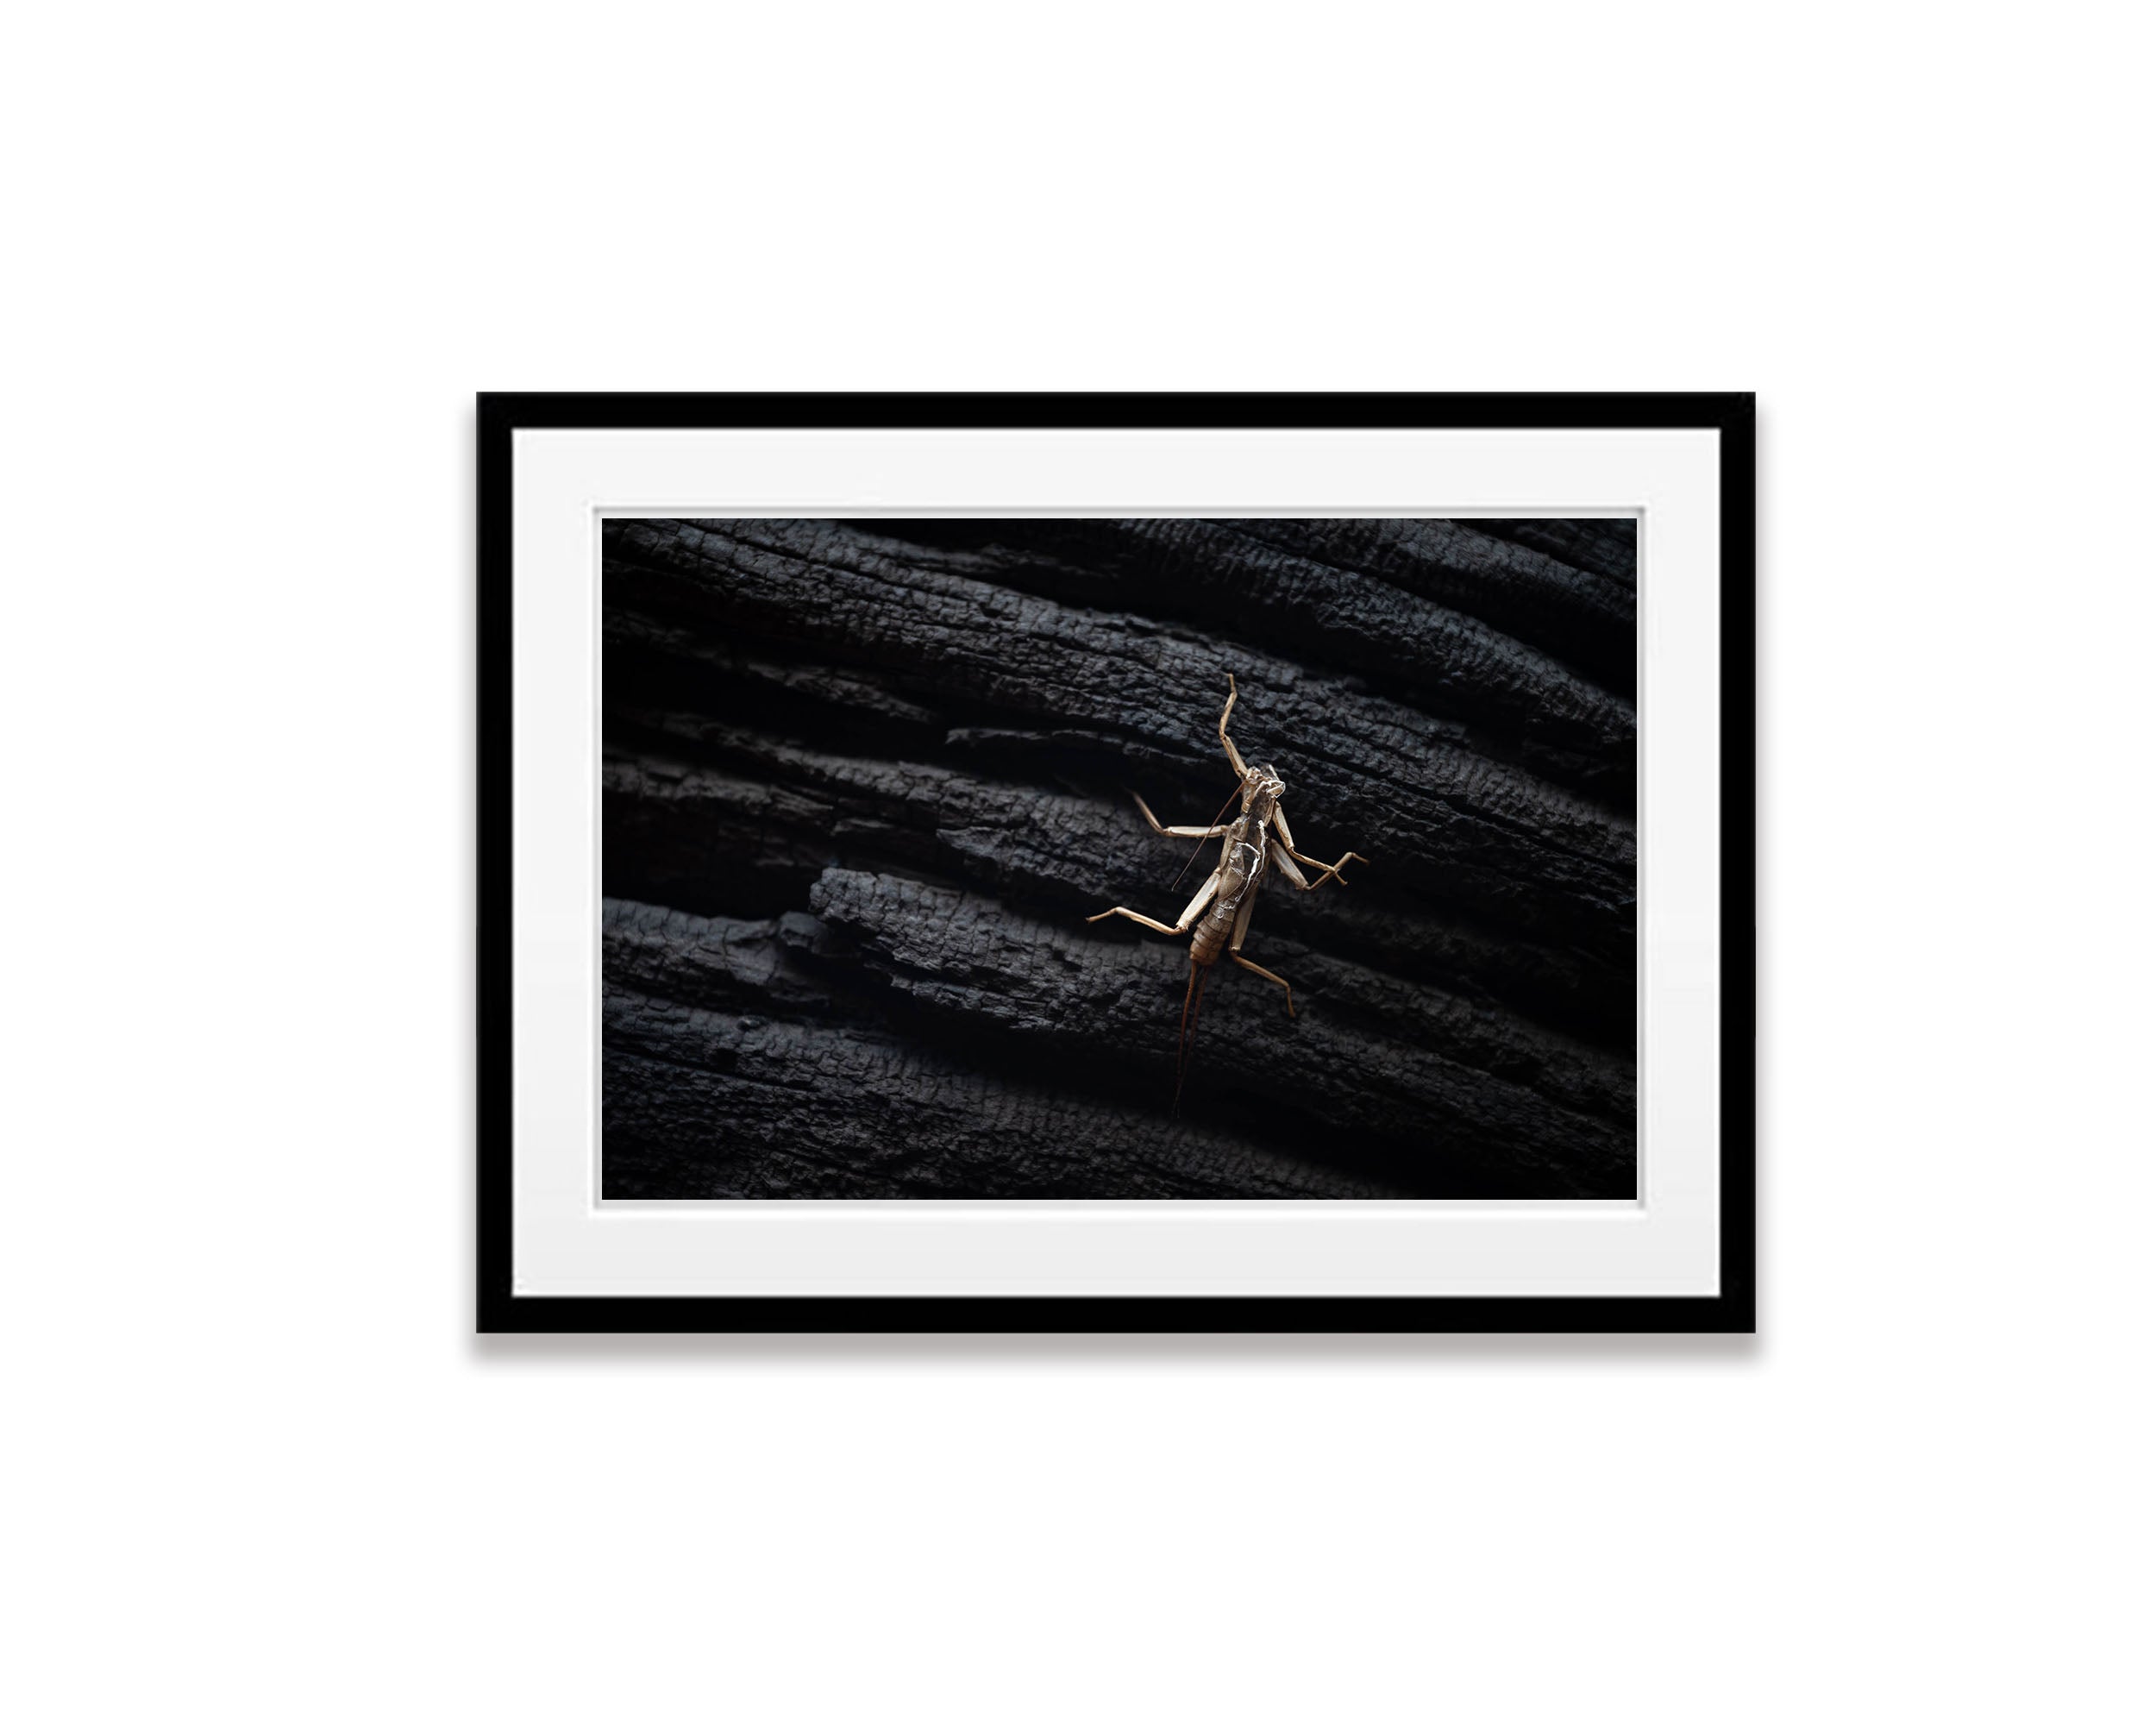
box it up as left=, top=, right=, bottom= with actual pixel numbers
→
left=7, top=6, right=2147, bottom=1722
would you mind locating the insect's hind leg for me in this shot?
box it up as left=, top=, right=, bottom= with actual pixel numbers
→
left=1224, top=882, right=1295, bottom=1017
left=1230, top=953, right=1295, bottom=1018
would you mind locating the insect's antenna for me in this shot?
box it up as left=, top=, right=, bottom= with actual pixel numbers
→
left=1169, top=786, right=1243, bottom=893
left=1174, top=959, right=1211, bottom=1117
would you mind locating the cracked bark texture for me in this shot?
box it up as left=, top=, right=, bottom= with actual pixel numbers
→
left=603, top=517, right=1636, bottom=1199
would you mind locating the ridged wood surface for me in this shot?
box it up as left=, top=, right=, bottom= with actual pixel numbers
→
left=602, top=517, right=1636, bottom=1198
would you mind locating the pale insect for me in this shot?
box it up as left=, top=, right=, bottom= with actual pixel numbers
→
left=1087, top=674, right=1369, bottom=1108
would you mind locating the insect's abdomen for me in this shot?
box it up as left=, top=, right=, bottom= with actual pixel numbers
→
left=1190, top=831, right=1265, bottom=968
left=1190, top=906, right=1235, bottom=968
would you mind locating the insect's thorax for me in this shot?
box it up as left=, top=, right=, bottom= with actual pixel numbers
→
left=1212, top=803, right=1275, bottom=913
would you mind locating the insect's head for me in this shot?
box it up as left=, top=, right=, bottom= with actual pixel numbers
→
left=1243, top=762, right=1287, bottom=807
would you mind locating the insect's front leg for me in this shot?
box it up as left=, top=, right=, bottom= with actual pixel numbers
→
left=1129, top=791, right=1232, bottom=840
left=1219, top=674, right=1249, bottom=778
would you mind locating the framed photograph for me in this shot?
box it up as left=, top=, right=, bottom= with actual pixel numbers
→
left=479, top=392, right=1754, bottom=1332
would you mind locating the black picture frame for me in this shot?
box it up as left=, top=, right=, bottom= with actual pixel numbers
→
left=479, top=392, right=1755, bottom=1333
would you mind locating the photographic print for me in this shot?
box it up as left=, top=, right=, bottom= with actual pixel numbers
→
left=600, top=515, right=1636, bottom=1201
